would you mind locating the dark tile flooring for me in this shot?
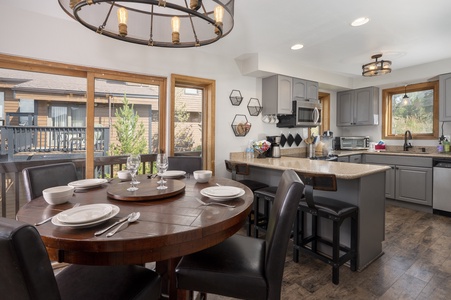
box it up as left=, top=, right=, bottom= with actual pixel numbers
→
left=207, top=204, right=451, bottom=299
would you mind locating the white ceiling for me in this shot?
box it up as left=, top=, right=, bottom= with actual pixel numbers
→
left=7, top=0, right=451, bottom=82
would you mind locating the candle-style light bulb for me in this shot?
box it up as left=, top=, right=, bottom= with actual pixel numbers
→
left=172, top=16, right=180, bottom=44
left=117, top=7, right=128, bottom=37
left=214, top=5, right=224, bottom=35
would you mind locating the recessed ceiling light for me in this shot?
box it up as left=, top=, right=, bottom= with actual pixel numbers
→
left=351, top=17, right=370, bottom=27
left=291, top=44, right=304, bottom=50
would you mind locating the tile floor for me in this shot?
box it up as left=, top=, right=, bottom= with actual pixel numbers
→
left=206, top=204, right=451, bottom=299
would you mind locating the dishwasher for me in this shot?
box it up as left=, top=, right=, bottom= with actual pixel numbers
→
left=433, top=158, right=451, bottom=216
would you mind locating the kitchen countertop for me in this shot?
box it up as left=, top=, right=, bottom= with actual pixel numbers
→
left=228, top=155, right=390, bottom=180
left=332, top=148, right=451, bottom=159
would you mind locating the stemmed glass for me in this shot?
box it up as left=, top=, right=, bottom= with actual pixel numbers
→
left=156, top=153, right=169, bottom=190
left=126, top=154, right=141, bottom=192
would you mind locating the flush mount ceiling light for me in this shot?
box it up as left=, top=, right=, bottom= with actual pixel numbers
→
left=351, top=17, right=369, bottom=27
left=291, top=44, right=304, bottom=50
left=362, top=54, right=392, bottom=77
left=58, top=0, right=235, bottom=48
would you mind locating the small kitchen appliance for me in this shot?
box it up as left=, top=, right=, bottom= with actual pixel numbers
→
left=266, top=135, right=281, bottom=158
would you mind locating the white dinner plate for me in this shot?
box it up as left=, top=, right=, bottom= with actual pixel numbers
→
left=158, top=170, right=186, bottom=178
left=68, top=178, right=108, bottom=189
left=200, top=188, right=245, bottom=201
left=57, top=204, right=113, bottom=224
left=201, top=186, right=242, bottom=197
left=52, top=205, right=120, bottom=228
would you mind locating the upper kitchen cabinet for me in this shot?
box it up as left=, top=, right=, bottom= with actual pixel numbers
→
left=293, top=78, right=318, bottom=101
left=337, top=86, right=379, bottom=126
left=262, top=75, right=293, bottom=115
left=439, top=73, right=451, bottom=121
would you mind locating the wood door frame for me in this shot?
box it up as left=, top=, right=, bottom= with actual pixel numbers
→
left=170, top=74, right=215, bottom=173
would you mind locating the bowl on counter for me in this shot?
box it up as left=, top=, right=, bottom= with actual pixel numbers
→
left=42, top=186, right=74, bottom=205
left=193, top=170, right=212, bottom=183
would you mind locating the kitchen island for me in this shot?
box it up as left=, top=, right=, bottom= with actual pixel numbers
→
left=229, top=154, right=390, bottom=270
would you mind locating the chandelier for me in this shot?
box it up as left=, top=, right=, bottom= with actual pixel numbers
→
left=58, top=0, right=235, bottom=48
left=362, top=54, right=392, bottom=77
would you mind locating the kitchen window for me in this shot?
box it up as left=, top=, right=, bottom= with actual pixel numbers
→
left=382, top=81, right=439, bottom=139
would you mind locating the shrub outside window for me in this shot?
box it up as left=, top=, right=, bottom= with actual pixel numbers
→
left=382, top=81, right=439, bottom=140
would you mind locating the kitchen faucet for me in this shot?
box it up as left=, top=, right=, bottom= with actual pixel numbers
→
left=403, top=130, right=413, bottom=151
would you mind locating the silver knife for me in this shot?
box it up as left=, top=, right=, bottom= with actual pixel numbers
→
left=94, top=213, right=132, bottom=236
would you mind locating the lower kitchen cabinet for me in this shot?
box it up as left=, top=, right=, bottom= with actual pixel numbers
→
left=337, top=154, right=361, bottom=163
left=364, top=155, right=432, bottom=206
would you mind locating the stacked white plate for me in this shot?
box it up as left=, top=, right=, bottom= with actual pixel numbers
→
left=200, top=186, right=245, bottom=202
left=68, top=179, right=108, bottom=189
left=51, top=204, right=119, bottom=228
left=158, top=170, right=186, bottom=178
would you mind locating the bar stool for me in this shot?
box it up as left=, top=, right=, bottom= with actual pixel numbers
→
left=293, top=172, right=358, bottom=285
left=253, top=186, right=277, bottom=238
left=225, top=160, right=268, bottom=236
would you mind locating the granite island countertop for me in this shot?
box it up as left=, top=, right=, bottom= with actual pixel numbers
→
left=229, top=155, right=390, bottom=180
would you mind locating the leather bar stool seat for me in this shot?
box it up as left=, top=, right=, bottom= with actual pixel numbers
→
left=253, top=186, right=278, bottom=238
left=293, top=172, right=358, bottom=285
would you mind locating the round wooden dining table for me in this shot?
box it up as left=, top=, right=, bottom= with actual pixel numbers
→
left=16, top=175, right=253, bottom=300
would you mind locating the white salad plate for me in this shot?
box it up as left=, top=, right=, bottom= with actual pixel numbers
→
left=68, top=178, right=108, bottom=189
left=57, top=204, right=113, bottom=224
left=200, top=187, right=245, bottom=201
left=158, top=170, right=186, bottom=178
left=52, top=205, right=120, bottom=228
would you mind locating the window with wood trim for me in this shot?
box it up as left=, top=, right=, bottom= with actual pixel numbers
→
left=382, top=81, right=439, bottom=140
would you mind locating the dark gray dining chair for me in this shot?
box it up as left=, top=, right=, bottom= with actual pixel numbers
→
left=22, top=162, right=79, bottom=201
left=175, top=169, right=305, bottom=300
left=168, top=156, right=202, bottom=174
left=0, top=217, right=161, bottom=300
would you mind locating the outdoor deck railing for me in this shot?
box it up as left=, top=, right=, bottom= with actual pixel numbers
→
left=0, top=126, right=110, bottom=161
left=0, top=154, right=157, bottom=218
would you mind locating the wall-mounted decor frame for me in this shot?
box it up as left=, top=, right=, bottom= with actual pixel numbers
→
left=231, top=114, right=251, bottom=137
left=247, top=98, right=262, bottom=116
left=229, top=90, right=243, bottom=106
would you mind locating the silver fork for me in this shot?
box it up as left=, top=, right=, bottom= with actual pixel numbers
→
left=195, top=197, right=236, bottom=208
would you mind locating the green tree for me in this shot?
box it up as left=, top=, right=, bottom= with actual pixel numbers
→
left=174, top=101, right=197, bottom=152
left=109, top=95, right=147, bottom=155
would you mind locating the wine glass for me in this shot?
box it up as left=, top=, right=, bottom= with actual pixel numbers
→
left=126, top=154, right=140, bottom=192
left=156, top=153, right=169, bottom=190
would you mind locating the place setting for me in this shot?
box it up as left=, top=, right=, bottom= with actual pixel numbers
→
left=50, top=203, right=120, bottom=228
left=197, top=185, right=245, bottom=208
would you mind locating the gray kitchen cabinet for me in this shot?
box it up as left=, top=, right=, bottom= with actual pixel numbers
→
left=364, top=154, right=432, bottom=206
left=262, top=75, right=293, bottom=115
left=439, top=73, right=451, bottom=121
left=337, top=87, right=379, bottom=126
left=349, top=154, right=362, bottom=164
left=293, top=78, right=318, bottom=101
left=337, top=156, right=349, bottom=162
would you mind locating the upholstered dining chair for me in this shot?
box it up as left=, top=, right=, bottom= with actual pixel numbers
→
left=22, top=162, right=79, bottom=201
left=0, top=217, right=161, bottom=300
left=168, top=156, right=202, bottom=174
left=175, top=169, right=305, bottom=300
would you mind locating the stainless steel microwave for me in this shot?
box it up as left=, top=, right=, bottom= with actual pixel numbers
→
left=295, top=99, right=321, bottom=127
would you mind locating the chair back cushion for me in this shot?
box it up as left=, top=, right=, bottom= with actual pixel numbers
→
left=265, top=170, right=304, bottom=299
left=168, top=156, right=202, bottom=174
left=0, top=217, right=60, bottom=300
left=22, top=162, right=78, bottom=201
